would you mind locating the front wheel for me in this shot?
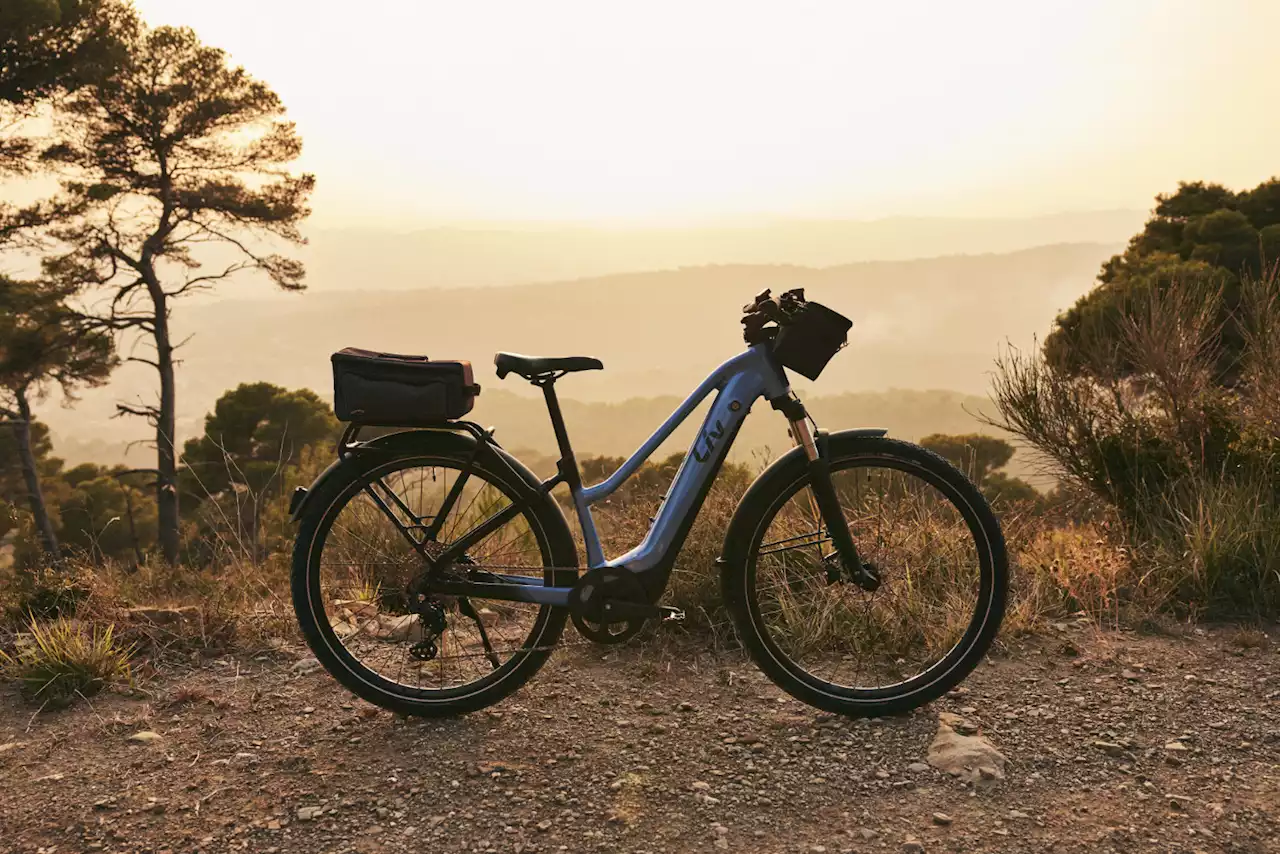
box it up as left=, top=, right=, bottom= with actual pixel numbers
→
left=722, top=433, right=1008, bottom=717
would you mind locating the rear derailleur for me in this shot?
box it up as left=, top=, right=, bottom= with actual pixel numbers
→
left=407, top=558, right=503, bottom=668
left=408, top=599, right=446, bottom=661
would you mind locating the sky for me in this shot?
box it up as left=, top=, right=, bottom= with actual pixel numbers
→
left=109, top=1, right=1280, bottom=227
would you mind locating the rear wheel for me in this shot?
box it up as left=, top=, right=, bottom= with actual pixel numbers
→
left=723, top=434, right=1007, bottom=717
left=291, top=436, right=576, bottom=716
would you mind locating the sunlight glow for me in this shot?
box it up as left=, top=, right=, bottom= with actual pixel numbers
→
left=129, top=1, right=1280, bottom=226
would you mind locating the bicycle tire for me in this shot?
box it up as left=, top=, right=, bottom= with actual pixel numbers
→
left=291, top=430, right=577, bottom=716
left=721, top=432, right=1008, bottom=717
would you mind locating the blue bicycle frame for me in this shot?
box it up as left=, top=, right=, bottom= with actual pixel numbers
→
left=578, top=342, right=789, bottom=572
left=419, top=342, right=795, bottom=608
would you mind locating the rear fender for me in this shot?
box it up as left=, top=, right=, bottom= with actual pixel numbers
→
left=289, top=427, right=546, bottom=523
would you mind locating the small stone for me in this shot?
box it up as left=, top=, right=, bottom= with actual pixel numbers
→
left=124, top=605, right=202, bottom=629
left=297, top=806, right=323, bottom=821
left=932, top=812, right=953, bottom=825
left=1164, top=741, right=1189, bottom=752
left=302, top=707, right=315, bottom=714
left=1121, top=669, right=1143, bottom=681
left=536, top=820, right=552, bottom=832
left=678, top=702, right=696, bottom=712
left=902, top=835, right=926, bottom=853
left=292, top=657, right=322, bottom=675
left=1095, top=741, right=1126, bottom=757
left=859, top=828, right=879, bottom=840
left=691, top=781, right=711, bottom=791
left=907, top=762, right=930, bottom=773
left=128, top=731, right=163, bottom=744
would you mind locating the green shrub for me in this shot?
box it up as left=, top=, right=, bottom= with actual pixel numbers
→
left=992, top=258, right=1280, bottom=617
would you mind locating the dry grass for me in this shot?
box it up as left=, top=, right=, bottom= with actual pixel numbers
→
left=0, top=618, right=133, bottom=708
left=1, top=451, right=1229, bottom=681
left=989, top=267, right=1280, bottom=620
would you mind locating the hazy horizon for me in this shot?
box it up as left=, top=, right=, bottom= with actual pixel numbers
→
left=11, top=0, right=1280, bottom=478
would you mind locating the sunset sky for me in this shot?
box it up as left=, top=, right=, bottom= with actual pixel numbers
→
left=125, top=1, right=1280, bottom=227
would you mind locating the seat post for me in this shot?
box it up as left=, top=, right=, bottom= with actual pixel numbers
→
left=539, top=378, right=583, bottom=491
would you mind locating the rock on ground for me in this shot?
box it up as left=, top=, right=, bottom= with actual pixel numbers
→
left=926, top=710, right=1006, bottom=784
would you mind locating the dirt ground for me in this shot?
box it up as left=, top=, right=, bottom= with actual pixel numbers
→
left=1, top=622, right=1277, bottom=854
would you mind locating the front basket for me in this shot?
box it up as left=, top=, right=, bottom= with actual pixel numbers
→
left=772, top=302, right=853, bottom=381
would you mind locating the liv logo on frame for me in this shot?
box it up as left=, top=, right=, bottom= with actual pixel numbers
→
left=693, top=419, right=726, bottom=463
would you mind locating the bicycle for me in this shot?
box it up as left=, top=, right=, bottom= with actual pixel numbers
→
left=289, top=288, right=1008, bottom=717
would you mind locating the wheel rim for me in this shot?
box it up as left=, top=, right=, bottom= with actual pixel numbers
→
left=745, top=454, right=996, bottom=699
left=309, top=456, right=558, bottom=699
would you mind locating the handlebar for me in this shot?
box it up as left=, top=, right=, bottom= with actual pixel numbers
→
left=742, top=287, right=807, bottom=344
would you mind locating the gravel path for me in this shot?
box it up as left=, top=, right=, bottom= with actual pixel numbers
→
left=1, top=622, right=1277, bottom=854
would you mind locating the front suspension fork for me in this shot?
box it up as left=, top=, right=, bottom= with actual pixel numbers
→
left=789, top=416, right=881, bottom=591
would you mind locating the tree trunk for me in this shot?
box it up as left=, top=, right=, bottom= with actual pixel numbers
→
left=13, top=388, right=61, bottom=565
left=153, top=293, right=181, bottom=565
left=122, top=484, right=144, bottom=570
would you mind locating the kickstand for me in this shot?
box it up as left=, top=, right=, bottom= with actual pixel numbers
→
left=457, top=596, right=501, bottom=670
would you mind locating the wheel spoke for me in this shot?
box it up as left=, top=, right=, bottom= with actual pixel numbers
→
left=746, top=452, right=993, bottom=695
left=306, top=456, right=564, bottom=699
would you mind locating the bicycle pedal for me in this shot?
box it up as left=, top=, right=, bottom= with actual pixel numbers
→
left=660, top=607, right=686, bottom=622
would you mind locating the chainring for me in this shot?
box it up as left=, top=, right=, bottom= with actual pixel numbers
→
left=568, top=566, right=650, bottom=644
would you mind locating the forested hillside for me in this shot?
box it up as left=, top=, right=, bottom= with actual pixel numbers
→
left=41, top=242, right=1115, bottom=459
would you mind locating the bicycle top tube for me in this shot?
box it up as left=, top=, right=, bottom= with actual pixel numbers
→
left=569, top=343, right=790, bottom=570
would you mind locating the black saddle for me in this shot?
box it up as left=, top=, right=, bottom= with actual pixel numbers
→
left=494, top=352, right=603, bottom=380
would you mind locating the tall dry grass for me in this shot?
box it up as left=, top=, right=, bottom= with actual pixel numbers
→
left=2, top=416, right=1204, bottom=714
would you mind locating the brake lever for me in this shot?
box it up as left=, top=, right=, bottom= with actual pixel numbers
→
left=743, top=288, right=772, bottom=313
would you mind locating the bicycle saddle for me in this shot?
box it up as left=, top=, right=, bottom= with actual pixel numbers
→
left=494, top=352, right=603, bottom=380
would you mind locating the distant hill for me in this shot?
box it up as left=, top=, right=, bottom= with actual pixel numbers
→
left=51, top=387, right=1037, bottom=480
left=37, top=242, right=1116, bottom=462
left=297, top=211, right=1142, bottom=290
